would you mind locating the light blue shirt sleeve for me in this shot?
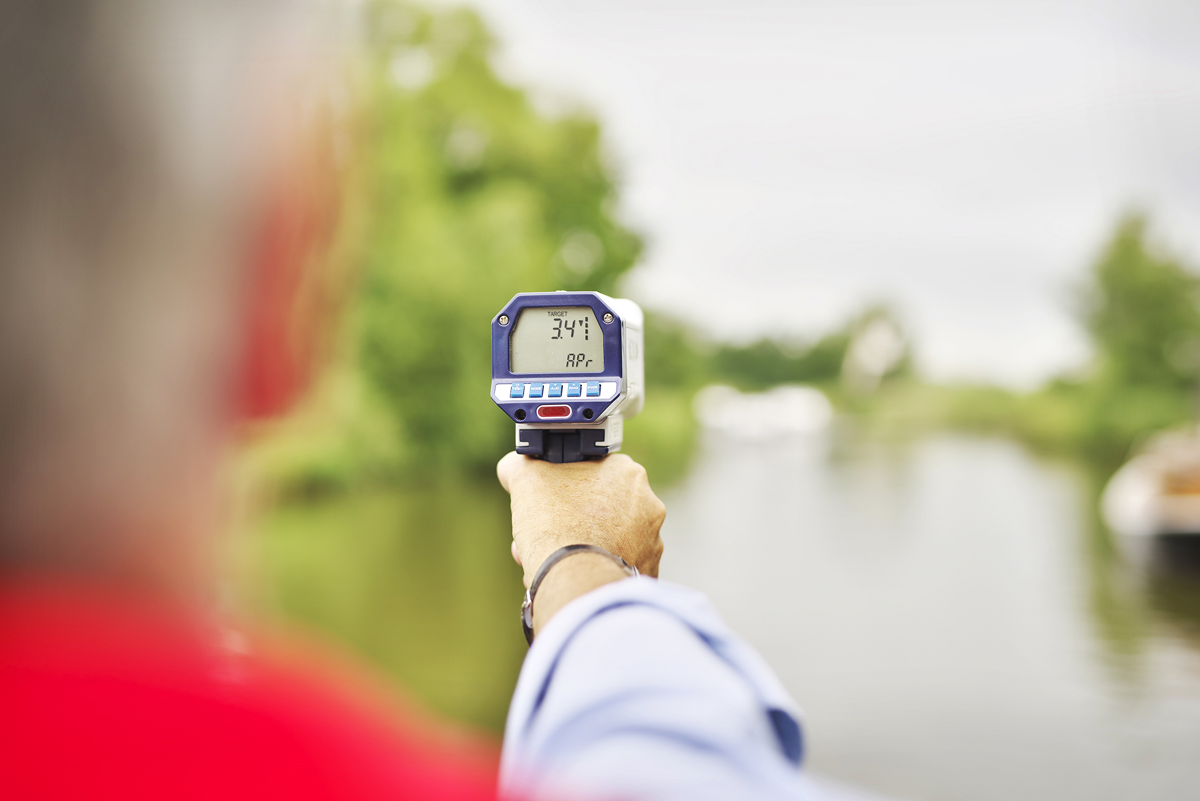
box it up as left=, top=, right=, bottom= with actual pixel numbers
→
left=499, top=577, right=828, bottom=801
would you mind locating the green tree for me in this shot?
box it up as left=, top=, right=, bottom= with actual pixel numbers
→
left=701, top=306, right=911, bottom=393
left=1081, top=214, right=1200, bottom=390
left=707, top=334, right=848, bottom=391
left=356, top=2, right=643, bottom=473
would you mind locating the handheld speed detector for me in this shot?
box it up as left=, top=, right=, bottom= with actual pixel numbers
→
left=492, top=292, right=644, bottom=463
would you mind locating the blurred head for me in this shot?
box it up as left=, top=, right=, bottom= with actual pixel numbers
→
left=0, top=0, right=337, bottom=597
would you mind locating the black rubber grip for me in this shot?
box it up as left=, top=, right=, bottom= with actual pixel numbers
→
left=516, top=429, right=610, bottom=463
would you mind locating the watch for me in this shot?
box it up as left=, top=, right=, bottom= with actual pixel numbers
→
left=521, top=544, right=639, bottom=645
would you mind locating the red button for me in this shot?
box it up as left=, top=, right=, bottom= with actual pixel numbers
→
left=537, top=405, right=572, bottom=419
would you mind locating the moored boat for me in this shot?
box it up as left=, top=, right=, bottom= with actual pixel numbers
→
left=1102, top=427, right=1200, bottom=539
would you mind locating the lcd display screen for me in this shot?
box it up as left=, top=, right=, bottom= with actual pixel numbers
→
left=509, top=306, right=605, bottom=374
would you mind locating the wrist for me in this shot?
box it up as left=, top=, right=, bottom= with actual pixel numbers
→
left=530, top=553, right=628, bottom=634
left=521, top=545, right=639, bottom=644
left=522, top=537, right=603, bottom=587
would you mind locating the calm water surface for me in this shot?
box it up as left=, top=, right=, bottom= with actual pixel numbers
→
left=661, top=428, right=1200, bottom=801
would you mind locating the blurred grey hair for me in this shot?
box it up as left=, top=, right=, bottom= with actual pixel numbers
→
left=0, top=0, right=318, bottom=561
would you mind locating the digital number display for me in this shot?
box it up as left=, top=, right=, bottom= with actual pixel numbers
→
left=509, top=306, right=605, bottom=374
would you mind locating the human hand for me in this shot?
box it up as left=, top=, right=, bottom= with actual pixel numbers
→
left=496, top=452, right=666, bottom=588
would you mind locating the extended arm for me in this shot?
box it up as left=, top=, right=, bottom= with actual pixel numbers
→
left=496, top=453, right=818, bottom=801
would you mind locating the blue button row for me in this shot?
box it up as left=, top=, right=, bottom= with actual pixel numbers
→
left=511, top=383, right=549, bottom=399
left=508, top=382, right=602, bottom=399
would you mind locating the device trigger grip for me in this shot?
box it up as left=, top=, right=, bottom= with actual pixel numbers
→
left=517, top=429, right=609, bottom=463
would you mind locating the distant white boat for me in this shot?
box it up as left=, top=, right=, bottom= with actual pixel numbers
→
left=1102, top=427, right=1200, bottom=539
left=693, top=385, right=832, bottom=439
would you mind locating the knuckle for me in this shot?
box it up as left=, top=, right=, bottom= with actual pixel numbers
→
left=652, top=497, right=666, bottom=520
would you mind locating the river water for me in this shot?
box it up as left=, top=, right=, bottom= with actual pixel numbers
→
left=661, top=426, right=1200, bottom=801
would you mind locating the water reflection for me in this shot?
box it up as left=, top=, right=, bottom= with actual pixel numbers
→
left=246, top=411, right=1200, bottom=797
left=663, top=424, right=1200, bottom=801
left=1084, top=463, right=1200, bottom=677
left=244, top=480, right=527, bottom=731
left=1116, top=534, right=1200, bottom=653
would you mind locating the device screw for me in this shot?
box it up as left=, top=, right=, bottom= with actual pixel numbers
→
left=603, top=312, right=614, bottom=323
left=499, top=315, right=510, bottom=326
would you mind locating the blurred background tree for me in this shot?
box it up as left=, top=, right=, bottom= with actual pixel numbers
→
left=1081, top=214, right=1200, bottom=392
left=357, top=1, right=643, bottom=475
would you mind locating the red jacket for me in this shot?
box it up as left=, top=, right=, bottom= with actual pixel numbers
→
left=0, top=579, right=499, bottom=800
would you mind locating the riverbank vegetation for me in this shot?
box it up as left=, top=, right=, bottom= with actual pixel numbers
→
left=635, top=213, right=1200, bottom=477
left=848, top=216, right=1200, bottom=473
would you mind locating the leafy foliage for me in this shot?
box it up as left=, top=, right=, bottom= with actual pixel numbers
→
left=707, top=332, right=850, bottom=391
left=356, top=2, right=643, bottom=473
left=1081, top=215, right=1200, bottom=390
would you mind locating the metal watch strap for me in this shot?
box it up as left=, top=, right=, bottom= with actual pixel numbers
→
left=521, top=544, right=638, bottom=646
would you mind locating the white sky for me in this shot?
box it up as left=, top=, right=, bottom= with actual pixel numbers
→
left=452, top=0, right=1200, bottom=386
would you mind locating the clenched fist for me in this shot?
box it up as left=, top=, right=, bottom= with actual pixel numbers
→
left=496, top=452, right=666, bottom=589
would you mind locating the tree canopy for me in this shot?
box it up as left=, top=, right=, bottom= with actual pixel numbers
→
left=1082, top=215, right=1200, bottom=390
left=355, top=2, right=643, bottom=471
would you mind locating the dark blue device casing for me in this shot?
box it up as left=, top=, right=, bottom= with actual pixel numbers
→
left=491, top=292, right=625, bottom=425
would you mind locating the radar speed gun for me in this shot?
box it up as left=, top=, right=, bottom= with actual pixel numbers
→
left=492, top=292, right=644, bottom=463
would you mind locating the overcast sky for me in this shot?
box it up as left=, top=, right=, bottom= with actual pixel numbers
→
left=451, top=0, right=1200, bottom=386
